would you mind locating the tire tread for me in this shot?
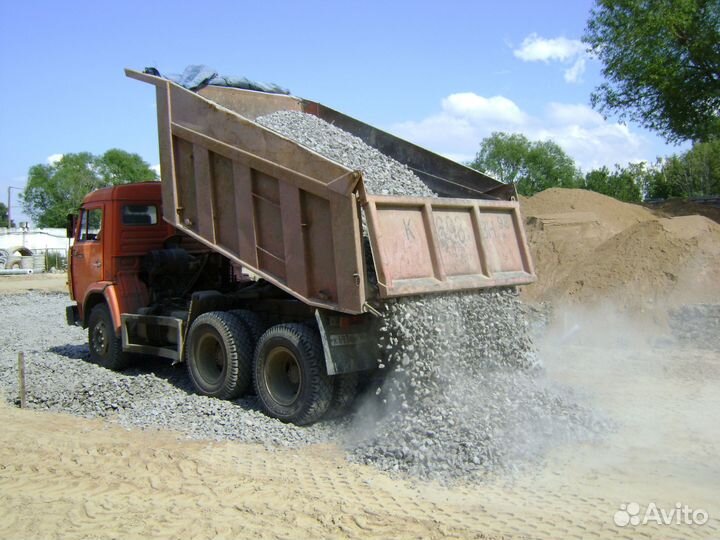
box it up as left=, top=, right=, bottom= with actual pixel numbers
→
left=88, top=304, right=130, bottom=371
left=254, top=323, right=332, bottom=425
left=186, top=311, right=253, bottom=400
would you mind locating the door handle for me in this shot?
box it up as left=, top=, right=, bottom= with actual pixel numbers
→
left=92, top=261, right=102, bottom=269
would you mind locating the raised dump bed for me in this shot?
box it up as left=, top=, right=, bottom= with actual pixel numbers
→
left=126, top=69, right=535, bottom=314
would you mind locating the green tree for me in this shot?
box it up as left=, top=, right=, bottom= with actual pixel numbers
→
left=645, top=140, right=720, bottom=198
left=642, top=159, right=679, bottom=199
left=470, top=132, right=530, bottom=185
left=583, top=163, right=644, bottom=202
left=470, top=132, right=582, bottom=196
left=681, top=139, right=720, bottom=195
left=22, top=150, right=157, bottom=227
left=96, top=149, right=158, bottom=184
left=0, top=202, right=7, bottom=226
left=525, top=140, right=582, bottom=193
left=584, top=0, right=720, bottom=143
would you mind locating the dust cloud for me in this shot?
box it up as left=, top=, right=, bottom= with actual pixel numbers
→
left=346, top=290, right=609, bottom=483
left=534, top=299, right=719, bottom=524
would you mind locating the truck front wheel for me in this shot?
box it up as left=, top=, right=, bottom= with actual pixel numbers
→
left=254, top=324, right=332, bottom=425
left=88, top=304, right=130, bottom=371
left=185, top=311, right=253, bottom=400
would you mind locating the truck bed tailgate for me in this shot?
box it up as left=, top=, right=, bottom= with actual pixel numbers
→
left=364, top=195, right=535, bottom=297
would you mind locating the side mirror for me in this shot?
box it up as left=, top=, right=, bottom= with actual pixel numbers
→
left=66, top=214, right=77, bottom=239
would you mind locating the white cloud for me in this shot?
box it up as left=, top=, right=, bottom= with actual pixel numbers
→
left=150, top=163, right=161, bottom=176
left=514, top=34, right=584, bottom=63
left=441, top=93, right=528, bottom=125
left=546, top=102, right=604, bottom=126
left=514, top=33, right=588, bottom=84
left=388, top=93, right=647, bottom=171
left=47, top=153, right=63, bottom=165
left=564, top=57, right=586, bottom=83
left=391, top=93, right=529, bottom=162
left=534, top=122, right=644, bottom=171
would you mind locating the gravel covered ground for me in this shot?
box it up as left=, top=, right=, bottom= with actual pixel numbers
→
left=0, top=292, right=343, bottom=447
left=3, top=296, right=717, bottom=539
left=1, top=291, right=605, bottom=484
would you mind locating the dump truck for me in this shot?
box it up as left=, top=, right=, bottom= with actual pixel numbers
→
left=66, top=68, right=535, bottom=425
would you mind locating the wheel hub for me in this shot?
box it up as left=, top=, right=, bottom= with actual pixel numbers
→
left=195, top=333, right=225, bottom=384
left=264, top=346, right=302, bottom=406
left=92, top=321, right=108, bottom=355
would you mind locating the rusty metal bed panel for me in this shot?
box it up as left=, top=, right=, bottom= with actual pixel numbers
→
left=364, top=195, right=535, bottom=297
left=126, top=68, right=535, bottom=313
left=126, top=69, right=366, bottom=314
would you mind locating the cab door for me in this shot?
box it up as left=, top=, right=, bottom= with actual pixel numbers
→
left=71, top=205, right=105, bottom=306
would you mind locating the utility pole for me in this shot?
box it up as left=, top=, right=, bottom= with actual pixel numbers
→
left=7, top=185, right=23, bottom=228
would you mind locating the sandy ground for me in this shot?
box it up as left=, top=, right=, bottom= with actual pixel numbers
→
left=1, top=275, right=719, bottom=539
left=0, top=272, right=68, bottom=294
left=1, top=401, right=489, bottom=539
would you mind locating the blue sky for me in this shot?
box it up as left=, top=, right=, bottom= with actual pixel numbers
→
left=0, top=0, right=685, bottom=224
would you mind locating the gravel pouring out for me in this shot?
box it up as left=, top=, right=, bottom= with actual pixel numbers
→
left=349, top=290, right=588, bottom=482
left=258, top=110, right=606, bottom=481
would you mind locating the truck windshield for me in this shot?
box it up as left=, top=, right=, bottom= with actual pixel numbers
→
left=122, top=204, right=158, bottom=225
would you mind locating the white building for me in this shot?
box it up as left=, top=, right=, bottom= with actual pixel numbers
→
left=0, top=227, right=70, bottom=271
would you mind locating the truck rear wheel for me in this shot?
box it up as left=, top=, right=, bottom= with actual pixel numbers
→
left=185, top=311, right=253, bottom=400
left=254, top=323, right=332, bottom=425
left=325, top=372, right=359, bottom=419
left=88, top=304, right=130, bottom=371
left=228, top=309, right=267, bottom=347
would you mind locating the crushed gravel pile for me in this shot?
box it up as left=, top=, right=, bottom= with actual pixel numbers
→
left=258, top=110, right=606, bottom=481
left=0, top=293, right=341, bottom=447
left=348, top=289, right=605, bottom=482
left=257, top=110, right=434, bottom=198
left=669, top=304, right=720, bottom=351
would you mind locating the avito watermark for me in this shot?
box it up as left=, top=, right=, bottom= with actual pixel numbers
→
left=614, top=502, right=709, bottom=527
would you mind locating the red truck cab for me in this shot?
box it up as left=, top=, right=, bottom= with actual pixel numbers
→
left=67, top=182, right=174, bottom=351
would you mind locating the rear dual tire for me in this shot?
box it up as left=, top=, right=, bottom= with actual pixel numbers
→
left=185, top=311, right=253, bottom=400
left=228, top=309, right=266, bottom=346
left=185, top=313, right=358, bottom=425
left=253, top=323, right=332, bottom=426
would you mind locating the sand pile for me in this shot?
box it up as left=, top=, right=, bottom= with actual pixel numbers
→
left=520, top=189, right=720, bottom=309
left=522, top=188, right=656, bottom=235
left=648, top=198, right=720, bottom=224
left=556, top=216, right=720, bottom=308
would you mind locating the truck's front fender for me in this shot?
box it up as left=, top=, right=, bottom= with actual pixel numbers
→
left=81, top=282, right=122, bottom=335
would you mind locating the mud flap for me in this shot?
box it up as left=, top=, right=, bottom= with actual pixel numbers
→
left=315, top=309, right=379, bottom=375
left=66, top=305, right=80, bottom=327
